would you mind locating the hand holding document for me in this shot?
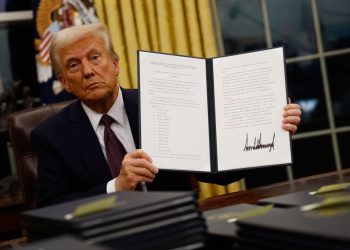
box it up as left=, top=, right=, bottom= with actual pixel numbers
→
left=138, top=47, right=292, bottom=173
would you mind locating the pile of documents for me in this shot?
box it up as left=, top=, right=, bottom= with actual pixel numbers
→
left=17, top=235, right=111, bottom=250
left=236, top=183, right=350, bottom=249
left=203, top=203, right=282, bottom=250
left=22, top=191, right=206, bottom=250
left=202, top=182, right=350, bottom=250
left=236, top=206, right=350, bottom=249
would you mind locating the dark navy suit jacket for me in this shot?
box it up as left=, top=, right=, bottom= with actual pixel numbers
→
left=31, top=89, right=242, bottom=207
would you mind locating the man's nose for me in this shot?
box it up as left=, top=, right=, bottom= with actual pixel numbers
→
left=82, top=60, right=94, bottom=78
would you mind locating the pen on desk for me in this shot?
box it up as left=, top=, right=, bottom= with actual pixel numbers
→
left=140, top=182, right=148, bottom=192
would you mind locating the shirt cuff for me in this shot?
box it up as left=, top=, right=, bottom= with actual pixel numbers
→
left=106, top=178, right=116, bottom=193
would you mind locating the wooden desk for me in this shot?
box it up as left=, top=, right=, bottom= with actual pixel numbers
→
left=200, top=169, right=350, bottom=211
left=0, top=192, right=23, bottom=240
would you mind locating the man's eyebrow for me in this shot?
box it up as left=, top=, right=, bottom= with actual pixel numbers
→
left=88, top=47, right=103, bottom=55
left=64, top=57, right=79, bottom=66
left=63, top=46, right=103, bottom=64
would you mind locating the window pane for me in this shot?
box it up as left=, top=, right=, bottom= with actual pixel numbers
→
left=338, top=132, right=350, bottom=169
left=267, top=0, right=317, bottom=57
left=1, top=0, right=33, bottom=12
left=0, top=27, right=13, bottom=94
left=0, top=2, right=38, bottom=109
left=318, top=0, right=350, bottom=51
left=292, top=136, right=336, bottom=178
left=9, top=21, right=38, bottom=97
left=326, top=54, right=350, bottom=127
left=217, top=0, right=266, bottom=55
left=286, top=60, right=328, bottom=132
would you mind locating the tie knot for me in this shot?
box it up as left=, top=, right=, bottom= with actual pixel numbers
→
left=100, top=114, right=114, bottom=128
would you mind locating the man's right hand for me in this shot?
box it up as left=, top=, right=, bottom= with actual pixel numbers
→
left=115, top=149, right=158, bottom=191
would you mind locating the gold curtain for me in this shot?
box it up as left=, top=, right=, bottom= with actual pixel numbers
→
left=94, top=0, right=241, bottom=199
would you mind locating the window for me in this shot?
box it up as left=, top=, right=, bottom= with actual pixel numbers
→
left=217, top=0, right=350, bottom=187
left=0, top=1, right=38, bottom=180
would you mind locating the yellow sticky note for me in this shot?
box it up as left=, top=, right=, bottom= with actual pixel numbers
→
left=301, top=194, right=350, bottom=211
left=65, top=196, right=117, bottom=220
left=309, top=182, right=350, bottom=195
left=227, top=204, right=274, bottom=223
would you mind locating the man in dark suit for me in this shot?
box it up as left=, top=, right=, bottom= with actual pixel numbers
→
left=31, top=24, right=301, bottom=207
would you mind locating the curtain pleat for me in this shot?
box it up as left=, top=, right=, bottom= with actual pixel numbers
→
left=120, top=0, right=139, bottom=87
left=133, top=0, right=151, bottom=51
left=156, top=0, right=173, bottom=53
left=94, top=0, right=241, bottom=198
left=170, top=0, right=189, bottom=55
left=103, top=0, right=132, bottom=88
left=227, top=181, right=241, bottom=193
left=211, top=0, right=225, bottom=56
left=184, top=0, right=203, bottom=57
left=145, top=0, right=160, bottom=52
left=94, top=0, right=106, bottom=24
left=197, top=0, right=217, bottom=58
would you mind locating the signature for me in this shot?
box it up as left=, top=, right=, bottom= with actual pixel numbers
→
left=243, top=132, right=275, bottom=152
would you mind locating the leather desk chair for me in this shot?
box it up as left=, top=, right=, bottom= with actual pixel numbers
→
left=8, top=100, right=74, bottom=210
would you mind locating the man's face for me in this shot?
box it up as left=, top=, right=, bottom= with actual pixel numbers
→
left=58, top=36, right=119, bottom=106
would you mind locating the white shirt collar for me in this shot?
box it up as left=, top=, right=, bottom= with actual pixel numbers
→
left=81, top=88, right=126, bottom=132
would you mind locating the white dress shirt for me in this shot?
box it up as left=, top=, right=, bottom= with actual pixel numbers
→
left=81, top=89, right=136, bottom=193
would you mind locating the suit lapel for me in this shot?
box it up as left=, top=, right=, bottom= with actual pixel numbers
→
left=63, top=90, right=139, bottom=181
left=65, top=101, right=111, bottom=180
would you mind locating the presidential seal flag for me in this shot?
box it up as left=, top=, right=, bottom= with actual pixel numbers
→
left=33, top=0, right=99, bottom=103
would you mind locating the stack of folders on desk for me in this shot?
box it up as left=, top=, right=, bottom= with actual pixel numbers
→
left=22, top=191, right=206, bottom=250
left=236, top=182, right=350, bottom=250
left=18, top=235, right=112, bottom=250
left=203, top=204, right=283, bottom=249
left=258, top=182, right=350, bottom=208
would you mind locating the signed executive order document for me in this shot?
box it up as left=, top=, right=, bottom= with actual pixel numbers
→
left=138, top=47, right=292, bottom=173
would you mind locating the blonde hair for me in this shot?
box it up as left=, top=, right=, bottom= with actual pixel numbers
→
left=50, top=23, right=119, bottom=76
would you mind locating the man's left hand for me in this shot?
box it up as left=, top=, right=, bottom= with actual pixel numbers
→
left=282, top=101, right=301, bottom=134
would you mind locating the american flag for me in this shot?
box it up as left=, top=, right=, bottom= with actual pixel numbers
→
left=34, top=0, right=98, bottom=103
left=38, top=29, right=52, bottom=63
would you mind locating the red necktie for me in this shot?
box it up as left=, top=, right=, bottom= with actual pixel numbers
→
left=100, top=114, right=127, bottom=177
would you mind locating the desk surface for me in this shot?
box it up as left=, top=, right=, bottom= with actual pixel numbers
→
left=0, top=192, right=23, bottom=238
left=200, top=169, right=350, bottom=211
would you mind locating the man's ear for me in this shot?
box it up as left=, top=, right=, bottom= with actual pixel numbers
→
left=113, top=60, right=120, bottom=76
left=59, top=76, right=71, bottom=93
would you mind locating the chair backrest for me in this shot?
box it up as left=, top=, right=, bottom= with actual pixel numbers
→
left=8, top=100, right=73, bottom=210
